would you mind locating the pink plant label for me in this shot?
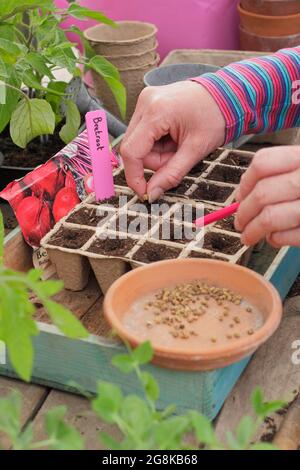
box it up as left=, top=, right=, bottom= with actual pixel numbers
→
left=85, top=110, right=115, bottom=201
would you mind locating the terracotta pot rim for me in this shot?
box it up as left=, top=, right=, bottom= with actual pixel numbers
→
left=103, top=259, right=282, bottom=363
left=84, top=21, right=157, bottom=45
left=239, top=24, right=300, bottom=40
left=238, top=2, right=300, bottom=20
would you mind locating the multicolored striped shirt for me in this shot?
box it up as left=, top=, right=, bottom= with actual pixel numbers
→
left=192, top=47, right=300, bottom=144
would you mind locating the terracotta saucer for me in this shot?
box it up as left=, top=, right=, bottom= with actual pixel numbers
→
left=103, top=259, right=282, bottom=371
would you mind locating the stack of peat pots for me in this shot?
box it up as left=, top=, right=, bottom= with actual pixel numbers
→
left=238, top=0, right=300, bottom=52
left=84, top=21, right=159, bottom=123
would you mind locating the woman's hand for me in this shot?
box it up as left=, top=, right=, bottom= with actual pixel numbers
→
left=120, top=81, right=225, bottom=202
left=235, top=146, right=300, bottom=247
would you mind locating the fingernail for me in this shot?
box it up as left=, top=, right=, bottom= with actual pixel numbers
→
left=149, top=187, right=163, bottom=203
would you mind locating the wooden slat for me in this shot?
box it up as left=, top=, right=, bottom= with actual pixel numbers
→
left=81, top=297, right=111, bottom=337
left=32, top=389, right=121, bottom=450
left=215, top=296, right=300, bottom=442
left=0, top=376, right=48, bottom=449
left=34, top=275, right=101, bottom=323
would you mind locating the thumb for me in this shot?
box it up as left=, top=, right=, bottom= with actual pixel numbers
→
left=147, top=140, right=201, bottom=202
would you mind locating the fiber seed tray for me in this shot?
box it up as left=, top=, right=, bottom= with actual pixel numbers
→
left=41, top=148, right=254, bottom=294
left=0, top=146, right=300, bottom=419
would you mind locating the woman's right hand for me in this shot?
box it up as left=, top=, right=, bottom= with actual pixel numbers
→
left=120, top=81, right=226, bottom=202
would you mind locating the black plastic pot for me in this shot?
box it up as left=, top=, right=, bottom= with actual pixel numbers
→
left=0, top=78, right=126, bottom=192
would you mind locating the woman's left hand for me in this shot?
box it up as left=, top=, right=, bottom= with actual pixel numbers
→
left=235, top=145, right=300, bottom=247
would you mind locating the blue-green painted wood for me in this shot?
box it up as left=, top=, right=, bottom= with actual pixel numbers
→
left=0, top=329, right=251, bottom=419
left=268, top=247, right=300, bottom=299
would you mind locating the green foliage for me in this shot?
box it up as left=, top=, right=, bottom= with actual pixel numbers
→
left=0, top=212, right=88, bottom=381
left=0, top=339, right=285, bottom=450
left=0, top=0, right=126, bottom=147
left=0, top=392, right=83, bottom=450
left=251, top=386, right=286, bottom=419
left=10, top=98, right=55, bottom=148
left=92, top=343, right=283, bottom=450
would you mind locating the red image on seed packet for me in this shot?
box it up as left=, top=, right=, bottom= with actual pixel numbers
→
left=0, top=130, right=119, bottom=247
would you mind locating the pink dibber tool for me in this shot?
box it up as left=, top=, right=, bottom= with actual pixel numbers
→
left=85, top=110, right=115, bottom=201
left=195, top=202, right=240, bottom=227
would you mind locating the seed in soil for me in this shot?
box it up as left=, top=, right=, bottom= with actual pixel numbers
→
left=132, top=241, right=182, bottom=264
left=222, top=151, right=253, bottom=168
left=207, top=165, right=246, bottom=184
left=191, top=182, right=234, bottom=203
left=48, top=227, right=94, bottom=249
left=204, top=149, right=224, bottom=162
left=187, top=251, right=229, bottom=261
left=87, top=237, right=136, bottom=257
left=66, top=207, right=113, bottom=227
left=188, top=161, right=209, bottom=177
left=203, top=232, right=243, bottom=255
left=166, top=178, right=194, bottom=196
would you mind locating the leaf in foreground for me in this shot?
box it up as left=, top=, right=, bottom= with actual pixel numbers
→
left=10, top=98, right=55, bottom=148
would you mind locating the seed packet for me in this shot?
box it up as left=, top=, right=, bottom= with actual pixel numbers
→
left=0, top=129, right=119, bottom=248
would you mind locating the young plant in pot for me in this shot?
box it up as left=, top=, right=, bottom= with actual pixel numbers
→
left=0, top=0, right=126, bottom=188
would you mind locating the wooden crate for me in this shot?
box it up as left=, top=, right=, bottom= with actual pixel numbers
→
left=1, top=227, right=300, bottom=419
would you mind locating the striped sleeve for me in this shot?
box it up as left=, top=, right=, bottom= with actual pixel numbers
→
left=191, top=47, right=300, bottom=144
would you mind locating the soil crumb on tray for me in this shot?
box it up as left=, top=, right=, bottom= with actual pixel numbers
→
left=66, top=207, right=113, bottom=227
left=112, top=214, right=151, bottom=235
left=208, top=165, right=246, bottom=185
left=223, top=151, right=253, bottom=168
left=133, top=241, right=182, bottom=264
left=188, top=161, right=209, bottom=177
left=48, top=227, right=94, bottom=249
left=204, top=149, right=224, bottom=161
left=153, top=222, right=197, bottom=244
left=173, top=203, right=203, bottom=223
left=192, top=182, right=233, bottom=203
left=166, top=178, right=194, bottom=196
left=131, top=199, right=172, bottom=216
left=114, top=171, right=128, bottom=187
left=203, top=232, right=242, bottom=255
left=87, top=237, right=136, bottom=257
left=215, top=215, right=236, bottom=232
